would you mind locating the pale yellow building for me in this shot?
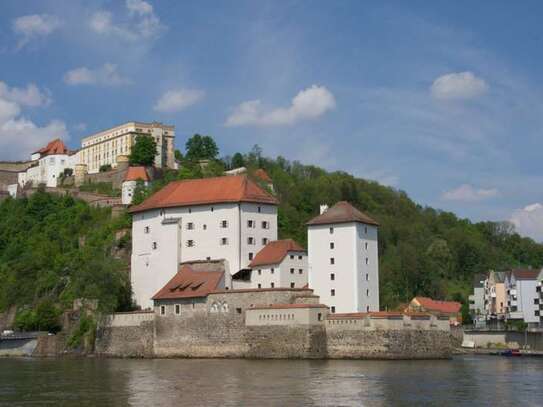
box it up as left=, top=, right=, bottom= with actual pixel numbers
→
left=80, top=121, right=176, bottom=173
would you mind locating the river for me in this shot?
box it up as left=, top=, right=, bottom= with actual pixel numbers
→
left=0, top=356, right=542, bottom=406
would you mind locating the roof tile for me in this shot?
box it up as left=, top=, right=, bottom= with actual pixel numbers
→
left=249, top=239, right=305, bottom=268
left=307, top=201, right=379, bottom=226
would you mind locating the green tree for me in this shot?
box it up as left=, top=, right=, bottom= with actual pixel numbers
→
left=174, top=149, right=183, bottom=162
left=129, top=135, right=157, bottom=166
left=231, top=152, right=245, bottom=168
left=185, top=134, right=219, bottom=161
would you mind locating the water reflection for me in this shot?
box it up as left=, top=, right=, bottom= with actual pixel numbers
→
left=1, top=356, right=543, bottom=406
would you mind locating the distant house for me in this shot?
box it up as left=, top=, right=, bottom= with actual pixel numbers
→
left=408, top=297, right=462, bottom=326
left=505, top=269, right=540, bottom=326
left=469, top=274, right=486, bottom=317
left=122, top=166, right=150, bottom=205
left=232, top=239, right=307, bottom=289
left=484, top=271, right=507, bottom=321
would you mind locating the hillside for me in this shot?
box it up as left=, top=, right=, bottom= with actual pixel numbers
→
left=1, top=147, right=543, bottom=328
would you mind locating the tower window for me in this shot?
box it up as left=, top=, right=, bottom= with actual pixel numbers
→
left=331, top=289, right=335, bottom=296
left=330, top=258, right=335, bottom=265
left=331, top=306, right=336, bottom=313
left=330, top=273, right=335, bottom=281
left=330, top=242, right=334, bottom=249
left=329, top=227, right=334, bottom=234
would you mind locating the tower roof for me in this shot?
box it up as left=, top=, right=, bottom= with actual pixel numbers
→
left=129, top=174, right=278, bottom=213
left=124, top=166, right=149, bottom=182
left=33, top=139, right=68, bottom=156
left=306, top=201, right=379, bottom=227
left=249, top=239, right=305, bottom=268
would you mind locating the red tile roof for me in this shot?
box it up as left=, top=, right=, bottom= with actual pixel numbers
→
left=124, top=166, right=149, bottom=182
left=307, top=201, right=379, bottom=226
left=511, top=269, right=540, bottom=280
left=33, top=139, right=68, bottom=156
left=250, top=303, right=328, bottom=310
left=249, top=239, right=305, bottom=268
left=412, top=297, right=461, bottom=314
left=129, top=175, right=278, bottom=213
left=152, top=264, right=224, bottom=300
left=254, top=169, right=272, bottom=183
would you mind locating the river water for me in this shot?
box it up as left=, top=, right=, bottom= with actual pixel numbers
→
left=0, top=356, right=542, bottom=406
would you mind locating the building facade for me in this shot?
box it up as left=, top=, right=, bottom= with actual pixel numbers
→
left=505, top=269, right=540, bottom=325
left=122, top=166, right=150, bottom=205
left=484, top=271, right=507, bottom=321
left=307, top=201, right=380, bottom=314
left=469, top=274, right=486, bottom=322
left=129, top=175, right=278, bottom=309
left=232, top=239, right=308, bottom=289
left=80, top=121, right=175, bottom=173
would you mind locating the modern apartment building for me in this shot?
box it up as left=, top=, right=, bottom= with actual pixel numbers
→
left=80, top=121, right=176, bottom=173
left=505, top=269, right=540, bottom=325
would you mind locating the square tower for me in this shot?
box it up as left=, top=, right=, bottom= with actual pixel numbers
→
left=307, top=201, right=379, bottom=314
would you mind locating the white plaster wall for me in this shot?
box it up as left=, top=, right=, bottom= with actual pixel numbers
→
left=355, top=223, right=379, bottom=312
left=245, top=307, right=326, bottom=326
left=279, top=252, right=308, bottom=288
left=518, top=279, right=539, bottom=323
left=240, top=203, right=278, bottom=268
left=39, top=154, right=71, bottom=187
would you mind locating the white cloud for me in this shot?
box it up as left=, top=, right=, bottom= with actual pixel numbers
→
left=510, top=203, right=543, bottom=242
left=89, top=0, right=164, bottom=42
left=12, top=14, right=61, bottom=48
left=0, top=81, right=67, bottom=160
left=442, top=184, right=498, bottom=202
left=153, top=89, right=205, bottom=113
left=63, top=64, right=129, bottom=86
left=225, top=85, right=336, bottom=127
left=431, top=71, right=488, bottom=100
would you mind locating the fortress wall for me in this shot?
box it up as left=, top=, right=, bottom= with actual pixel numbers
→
left=95, top=312, right=155, bottom=357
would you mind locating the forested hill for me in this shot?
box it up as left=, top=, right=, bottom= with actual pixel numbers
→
left=240, top=151, right=543, bottom=308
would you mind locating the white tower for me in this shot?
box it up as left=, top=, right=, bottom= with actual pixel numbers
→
left=307, top=201, right=379, bottom=314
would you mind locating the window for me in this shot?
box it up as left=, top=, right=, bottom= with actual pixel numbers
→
left=203, top=224, right=207, bottom=230
left=318, top=313, right=322, bottom=321
left=188, top=208, right=192, bottom=214
left=330, top=242, right=335, bottom=249
left=366, top=289, right=369, bottom=296
left=160, top=305, right=165, bottom=315
left=290, top=255, right=294, bottom=260
left=257, top=283, right=262, bottom=289
left=236, top=308, right=242, bottom=314
left=262, top=221, right=269, bottom=229
left=262, top=238, right=268, bottom=245
left=330, top=258, right=335, bottom=265
left=330, top=273, right=335, bottom=281
left=186, top=222, right=194, bottom=230
left=220, top=238, right=228, bottom=245
left=258, top=269, right=262, bottom=275
left=152, top=242, right=157, bottom=250
left=271, top=268, right=275, bottom=274
left=299, top=269, right=303, bottom=274
left=144, top=226, right=150, bottom=234
left=249, top=252, right=254, bottom=260
left=187, top=240, right=194, bottom=247
left=331, top=289, right=335, bottom=296
left=366, top=305, right=370, bottom=312
left=298, top=255, right=302, bottom=260
left=247, top=237, right=255, bottom=245
left=329, top=227, right=334, bottom=234
left=365, top=257, right=369, bottom=265
left=271, top=282, right=275, bottom=288
left=221, top=220, right=228, bottom=228
left=258, top=206, right=261, bottom=213
left=175, top=304, right=181, bottom=315
left=365, top=242, right=368, bottom=250
left=290, top=268, right=294, bottom=274
left=365, top=226, right=368, bottom=234
left=247, top=220, right=254, bottom=228
left=290, top=282, right=295, bottom=288
left=535, top=299, right=540, bottom=305
left=366, top=273, right=369, bottom=281
left=331, top=306, right=336, bottom=313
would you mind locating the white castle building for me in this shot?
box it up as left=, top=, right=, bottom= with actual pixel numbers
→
left=307, top=202, right=380, bottom=314
left=129, top=174, right=279, bottom=309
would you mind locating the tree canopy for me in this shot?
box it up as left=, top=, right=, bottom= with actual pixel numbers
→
left=129, top=135, right=157, bottom=166
left=185, top=134, right=219, bottom=161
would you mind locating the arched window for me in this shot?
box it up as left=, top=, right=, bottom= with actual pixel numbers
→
left=210, top=302, right=219, bottom=313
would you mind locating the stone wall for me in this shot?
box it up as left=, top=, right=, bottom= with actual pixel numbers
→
left=33, top=334, right=67, bottom=357
left=0, top=161, right=33, bottom=172
left=95, top=312, right=154, bottom=357
left=0, top=170, right=18, bottom=190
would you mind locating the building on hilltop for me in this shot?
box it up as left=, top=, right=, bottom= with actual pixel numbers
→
left=122, top=166, right=150, bottom=205
left=129, top=174, right=278, bottom=309
left=232, top=239, right=308, bottom=289
left=80, top=121, right=176, bottom=174
left=408, top=296, right=462, bottom=326
left=307, top=201, right=380, bottom=314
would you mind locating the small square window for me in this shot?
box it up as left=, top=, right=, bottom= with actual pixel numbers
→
left=330, top=258, right=335, bottom=265
left=366, top=305, right=370, bottom=312
left=271, top=268, right=274, bottom=274
left=331, top=289, right=335, bottom=296
left=366, top=289, right=369, bottom=296
left=248, top=237, right=255, bottom=245
left=175, top=304, right=181, bottom=315
left=248, top=220, right=254, bottom=228
left=271, top=282, right=275, bottom=288
left=365, top=242, right=368, bottom=250
left=290, top=268, right=295, bottom=274
left=258, top=206, right=261, bottom=213
left=262, top=221, right=269, bottom=229
left=262, top=238, right=268, bottom=245
left=290, top=282, right=295, bottom=288
left=298, top=255, right=302, bottom=260
left=330, top=242, right=335, bottom=249
left=220, top=238, right=228, bottom=245
left=290, top=255, right=294, bottom=260
left=257, top=283, right=261, bottom=289
left=299, top=269, right=303, bottom=274
left=160, top=305, right=165, bottom=315
left=152, top=242, right=157, bottom=250
left=365, top=226, right=368, bottom=234
left=221, top=220, right=228, bottom=228
left=187, top=240, right=194, bottom=247
left=144, top=226, right=150, bottom=234
left=186, top=222, right=194, bottom=230
left=249, top=252, right=254, bottom=260
left=258, top=269, right=262, bottom=275
left=365, top=258, right=369, bottom=265
left=331, top=306, right=336, bottom=313
left=330, top=273, right=335, bottom=281
left=203, top=224, right=207, bottom=230
left=366, top=273, right=369, bottom=281
left=329, top=227, right=334, bottom=234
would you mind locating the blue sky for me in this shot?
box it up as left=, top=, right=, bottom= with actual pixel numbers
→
left=1, top=1, right=543, bottom=240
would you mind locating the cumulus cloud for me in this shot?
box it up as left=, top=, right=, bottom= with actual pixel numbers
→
left=63, top=64, right=129, bottom=86
left=0, top=81, right=67, bottom=160
left=153, top=89, right=205, bottom=113
left=431, top=72, right=488, bottom=100
left=89, top=0, right=165, bottom=42
left=510, top=203, right=543, bottom=242
left=225, top=85, right=336, bottom=127
left=12, top=14, right=61, bottom=48
left=442, top=184, right=498, bottom=202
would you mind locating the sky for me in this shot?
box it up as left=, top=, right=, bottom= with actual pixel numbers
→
left=1, top=0, right=543, bottom=240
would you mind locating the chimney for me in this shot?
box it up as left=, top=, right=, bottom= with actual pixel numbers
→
left=320, top=204, right=329, bottom=215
